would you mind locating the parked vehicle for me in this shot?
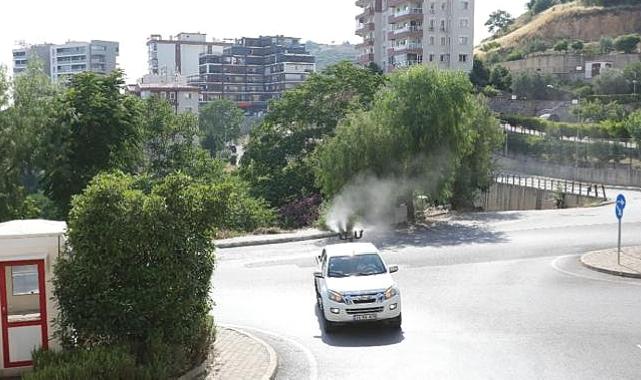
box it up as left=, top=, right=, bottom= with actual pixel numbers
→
left=314, top=242, right=401, bottom=332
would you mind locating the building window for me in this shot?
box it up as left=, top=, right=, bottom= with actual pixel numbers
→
left=429, top=36, right=435, bottom=45
left=440, top=20, right=446, bottom=31
left=459, top=54, right=468, bottom=62
left=12, top=265, right=39, bottom=296
left=429, top=54, right=434, bottom=62
left=461, top=1, right=469, bottom=10
left=441, top=37, right=446, bottom=46
left=460, top=18, right=469, bottom=28
left=459, top=36, right=468, bottom=45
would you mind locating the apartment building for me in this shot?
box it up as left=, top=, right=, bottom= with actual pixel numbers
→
left=188, top=36, right=315, bottom=114
left=355, top=0, right=474, bottom=72
left=12, top=40, right=119, bottom=81
left=147, top=33, right=229, bottom=77
left=127, top=74, right=200, bottom=114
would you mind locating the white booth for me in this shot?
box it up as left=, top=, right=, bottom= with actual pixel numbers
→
left=0, top=220, right=65, bottom=377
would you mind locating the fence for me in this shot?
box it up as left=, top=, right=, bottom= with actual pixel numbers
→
left=495, top=173, right=606, bottom=200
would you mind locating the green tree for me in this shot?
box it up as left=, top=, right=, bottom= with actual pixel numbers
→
left=623, top=62, right=641, bottom=93
left=593, top=69, right=630, bottom=94
left=571, top=100, right=627, bottom=122
left=0, top=60, right=59, bottom=221
left=512, top=72, right=557, bottom=100
left=624, top=110, right=641, bottom=145
left=54, top=172, right=220, bottom=376
left=614, top=34, right=641, bottom=54
left=42, top=71, right=144, bottom=217
left=571, top=40, right=584, bottom=51
left=314, top=66, right=500, bottom=221
left=489, top=65, right=512, bottom=91
left=470, top=57, right=490, bottom=89
left=532, top=0, right=555, bottom=14
left=554, top=40, right=569, bottom=51
left=142, top=96, right=224, bottom=181
left=199, top=99, right=244, bottom=157
left=485, top=10, right=515, bottom=34
left=599, top=36, right=615, bottom=53
left=240, top=61, right=386, bottom=211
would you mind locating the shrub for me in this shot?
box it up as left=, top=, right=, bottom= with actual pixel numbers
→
left=614, top=34, right=641, bottom=54
left=593, top=69, right=630, bottom=95
left=53, top=172, right=219, bottom=377
left=599, top=36, right=615, bottom=53
left=554, top=40, right=569, bottom=51
left=506, top=50, right=525, bottom=61
left=25, top=345, right=158, bottom=380
left=570, top=40, right=584, bottom=51
left=278, top=194, right=322, bottom=229
left=482, top=85, right=499, bottom=97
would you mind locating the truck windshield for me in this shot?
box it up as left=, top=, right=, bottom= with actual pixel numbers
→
left=327, top=254, right=386, bottom=278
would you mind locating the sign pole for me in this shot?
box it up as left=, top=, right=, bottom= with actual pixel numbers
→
left=618, top=218, right=622, bottom=266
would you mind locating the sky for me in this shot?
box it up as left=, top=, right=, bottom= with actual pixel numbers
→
left=0, top=0, right=529, bottom=81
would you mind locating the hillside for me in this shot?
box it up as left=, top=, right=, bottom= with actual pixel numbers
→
left=305, top=41, right=358, bottom=71
left=477, top=2, right=641, bottom=57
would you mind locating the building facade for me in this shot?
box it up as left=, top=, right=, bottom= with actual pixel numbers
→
left=12, top=40, right=119, bottom=81
left=356, top=0, right=474, bottom=72
left=127, top=74, right=200, bottom=114
left=188, top=36, right=315, bottom=114
left=147, top=33, right=229, bottom=77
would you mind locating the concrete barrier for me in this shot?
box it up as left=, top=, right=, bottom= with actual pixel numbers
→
left=480, top=183, right=600, bottom=211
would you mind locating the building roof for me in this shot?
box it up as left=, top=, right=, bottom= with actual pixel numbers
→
left=0, top=220, right=66, bottom=239
left=324, top=242, right=379, bottom=257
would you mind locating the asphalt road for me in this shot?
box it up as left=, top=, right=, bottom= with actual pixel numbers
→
left=213, top=188, right=641, bottom=380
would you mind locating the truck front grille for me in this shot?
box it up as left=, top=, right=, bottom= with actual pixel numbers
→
left=346, top=306, right=384, bottom=315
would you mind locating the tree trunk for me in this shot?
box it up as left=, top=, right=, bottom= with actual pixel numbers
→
left=405, top=194, right=416, bottom=224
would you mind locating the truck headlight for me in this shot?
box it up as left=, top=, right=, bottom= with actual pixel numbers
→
left=328, top=290, right=344, bottom=303
left=384, top=286, right=398, bottom=300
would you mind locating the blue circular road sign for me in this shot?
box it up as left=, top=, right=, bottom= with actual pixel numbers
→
left=615, top=194, right=626, bottom=220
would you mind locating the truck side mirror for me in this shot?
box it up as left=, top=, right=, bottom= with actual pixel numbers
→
left=314, top=271, right=324, bottom=278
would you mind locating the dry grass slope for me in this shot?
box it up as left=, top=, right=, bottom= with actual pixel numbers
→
left=477, top=2, right=641, bottom=55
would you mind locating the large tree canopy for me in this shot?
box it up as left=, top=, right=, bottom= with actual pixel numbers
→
left=240, top=62, right=386, bottom=211
left=314, top=65, right=501, bottom=220
left=199, top=99, right=244, bottom=157
left=42, top=70, right=144, bottom=216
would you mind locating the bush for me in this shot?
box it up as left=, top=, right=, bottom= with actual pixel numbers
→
left=53, top=172, right=219, bottom=377
left=570, top=40, right=584, bottom=51
left=482, top=85, right=500, bottom=97
left=554, top=40, right=569, bottom=51
left=614, top=34, right=641, bottom=54
left=506, top=50, right=525, bottom=61
left=278, top=194, right=322, bottom=229
left=594, top=69, right=631, bottom=95
left=25, top=345, right=158, bottom=380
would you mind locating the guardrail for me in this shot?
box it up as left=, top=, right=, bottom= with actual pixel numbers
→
left=496, top=173, right=607, bottom=200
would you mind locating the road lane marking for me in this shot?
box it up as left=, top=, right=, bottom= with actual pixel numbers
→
left=221, top=323, right=319, bottom=380
left=551, top=255, right=641, bottom=287
left=637, top=344, right=641, bottom=351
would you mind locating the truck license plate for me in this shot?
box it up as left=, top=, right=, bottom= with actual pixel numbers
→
left=353, top=314, right=377, bottom=321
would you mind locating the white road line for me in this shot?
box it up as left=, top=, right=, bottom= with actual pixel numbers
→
left=636, top=344, right=641, bottom=351
left=550, top=255, right=641, bottom=287
left=221, top=323, right=319, bottom=380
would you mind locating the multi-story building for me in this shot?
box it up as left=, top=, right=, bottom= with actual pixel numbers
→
left=12, top=43, right=52, bottom=76
left=127, top=74, right=200, bottom=114
left=188, top=36, right=315, bottom=114
left=147, top=33, right=229, bottom=77
left=12, top=40, right=119, bottom=81
left=356, top=0, right=474, bottom=72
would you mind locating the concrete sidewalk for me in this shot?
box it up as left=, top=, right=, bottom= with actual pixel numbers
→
left=216, top=228, right=336, bottom=249
left=581, top=247, right=641, bottom=279
left=208, top=327, right=278, bottom=380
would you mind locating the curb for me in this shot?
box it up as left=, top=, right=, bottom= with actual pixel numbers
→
left=580, top=252, right=641, bottom=279
left=220, top=326, right=279, bottom=380
left=216, top=231, right=336, bottom=249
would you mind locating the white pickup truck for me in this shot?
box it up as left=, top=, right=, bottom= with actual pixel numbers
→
left=314, top=242, right=402, bottom=332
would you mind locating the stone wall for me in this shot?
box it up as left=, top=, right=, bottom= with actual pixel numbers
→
left=498, top=155, right=641, bottom=187
left=479, top=183, right=599, bottom=212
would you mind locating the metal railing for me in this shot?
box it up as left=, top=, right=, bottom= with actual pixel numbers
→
left=495, top=173, right=607, bottom=200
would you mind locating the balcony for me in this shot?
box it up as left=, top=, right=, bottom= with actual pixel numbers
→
left=355, top=6, right=375, bottom=20
left=388, top=8, right=422, bottom=24
left=393, top=25, right=423, bottom=39
left=357, top=53, right=375, bottom=65
left=355, top=22, right=375, bottom=36
left=388, top=0, right=412, bottom=6
left=355, top=0, right=370, bottom=6
left=392, top=43, right=423, bottom=55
